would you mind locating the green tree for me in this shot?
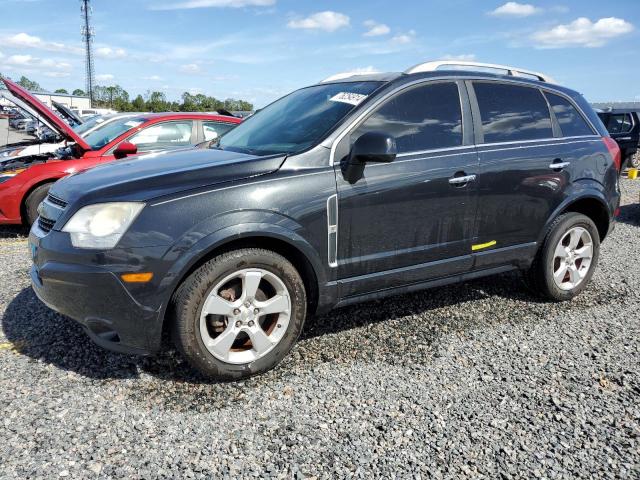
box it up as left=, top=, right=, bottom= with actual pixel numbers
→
left=145, top=91, right=168, bottom=112
left=131, top=94, right=146, bottom=111
left=54, top=88, right=68, bottom=94
left=72, top=88, right=86, bottom=96
left=17, top=76, right=42, bottom=92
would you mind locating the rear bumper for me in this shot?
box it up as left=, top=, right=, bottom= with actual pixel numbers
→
left=29, top=234, right=164, bottom=356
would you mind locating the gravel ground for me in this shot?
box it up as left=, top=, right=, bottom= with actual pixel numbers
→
left=1, top=179, right=639, bottom=479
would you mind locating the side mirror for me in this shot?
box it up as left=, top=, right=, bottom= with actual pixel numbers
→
left=341, top=131, right=397, bottom=183
left=113, top=141, right=138, bottom=160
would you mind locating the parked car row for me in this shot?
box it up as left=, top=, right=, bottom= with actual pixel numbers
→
left=24, top=60, right=622, bottom=380
left=0, top=78, right=241, bottom=225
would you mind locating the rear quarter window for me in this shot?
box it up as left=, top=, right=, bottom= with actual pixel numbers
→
left=545, top=92, right=594, bottom=137
left=473, top=82, right=553, bottom=143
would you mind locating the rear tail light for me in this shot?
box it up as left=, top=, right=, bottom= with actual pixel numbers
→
left=602, top=136, right=621, bottom=171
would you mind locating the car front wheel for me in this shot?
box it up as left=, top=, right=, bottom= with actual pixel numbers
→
left=172, top=248, right=307, bottom=380
left=525, top=212, right=600, bottom=301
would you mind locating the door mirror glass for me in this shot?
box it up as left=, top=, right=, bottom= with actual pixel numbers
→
left=342, top=131, right=397, bottom=183
left=113, top=141, right=138, bottom=159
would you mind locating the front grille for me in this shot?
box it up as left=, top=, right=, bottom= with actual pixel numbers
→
left=46, top=193, right=68, bottom=208
left=38, top=216, right=55, bottom=234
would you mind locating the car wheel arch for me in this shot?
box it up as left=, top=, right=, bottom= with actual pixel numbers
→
left=158, top=225, right=326, bottom=341
left=542, top=193, right=611, bottom=245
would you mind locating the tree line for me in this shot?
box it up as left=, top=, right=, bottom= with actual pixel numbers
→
left=1, top=74, right=253, bottom=113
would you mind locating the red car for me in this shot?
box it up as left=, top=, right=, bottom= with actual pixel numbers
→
left=0, top=78, right=241, bottom=225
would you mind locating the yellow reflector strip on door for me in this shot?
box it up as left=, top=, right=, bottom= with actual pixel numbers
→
left=121, top=272, right=154, bottom=283
left=472, top=240, right=497, bottom=251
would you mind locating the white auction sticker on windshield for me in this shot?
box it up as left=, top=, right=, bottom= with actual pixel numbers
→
left=329, top=92, right=368, bottom=106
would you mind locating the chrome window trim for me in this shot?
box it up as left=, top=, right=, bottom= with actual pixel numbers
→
left=328, top=76, right=600, bottom=166
left=364, top=138, right=600, bottom=168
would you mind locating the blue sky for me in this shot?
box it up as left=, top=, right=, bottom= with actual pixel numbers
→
left=0, top=0, right=638, bottom=107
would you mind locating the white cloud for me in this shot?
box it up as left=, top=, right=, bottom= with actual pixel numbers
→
left=180, top=63, right=202, bottom=73
left=95, top=47, right=127, bottom=58
left=96, top=73, right=115, bottom=81
left=1, top=54, right=73, bottom=78
left=5, top=54, right=32, bottom=65
left=3, top=32, right=82, bottom=54
left=391, top=30, right=416, bottom=44
left=490, top=2, right=541, bottom=17
left=288, top=11, right=350, bottom=32
left=151, top=0, right=275, bottom=10
left=442, top=54, right=477, bottom=61
left=363, top=20, right=390, bottom=37
left=143, top=75, right=163, bottom=81
left=532, top=17, right=634, bottom=48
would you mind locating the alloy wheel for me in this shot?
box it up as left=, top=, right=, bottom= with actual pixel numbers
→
left=199, top=268, right=291, bottom=364
left=552, top=227, right=594, bottom=291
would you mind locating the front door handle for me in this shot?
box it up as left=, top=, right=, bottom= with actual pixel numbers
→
left=449, top=174, right=477, bottom=185
left=549, top=160, right=570, bottom=170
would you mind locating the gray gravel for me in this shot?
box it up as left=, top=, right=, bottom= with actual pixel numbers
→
left=1, top=179, right=639, bottom=479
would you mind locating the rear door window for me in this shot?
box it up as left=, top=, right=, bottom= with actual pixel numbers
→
left=352, top=82, right=463, bottom=153
left=128, top=121, right=193, bottom=151
left=607, top=113, right=633, bottom=134
left=473, top=82, right=553, bottom=143
left=545, top=92, right=594, bottom=137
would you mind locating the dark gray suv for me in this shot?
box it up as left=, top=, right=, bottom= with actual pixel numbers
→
left=29, top=61, right=621, bottom=380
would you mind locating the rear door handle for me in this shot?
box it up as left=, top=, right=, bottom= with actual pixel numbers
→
left=449, top=174, right=476, bottom=185
left=549, top=160, right=570, bottom=170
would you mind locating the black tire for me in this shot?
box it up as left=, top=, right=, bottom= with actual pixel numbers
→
left=629, top=151, right=640, bottom=169
left=524, top=212, right=600, bottom=301
left=172, top=248, right=307, bottom=380
left=24, top=183, right=53, bottom=226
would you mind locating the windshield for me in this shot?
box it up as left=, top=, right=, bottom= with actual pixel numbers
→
left=73, top=115, right=108, bottom=136
left=218, top=81, right=382, bottom=156
left=83, top=116, right=146, bottom=149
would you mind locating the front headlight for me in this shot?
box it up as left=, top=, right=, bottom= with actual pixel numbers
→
left=62, top=202, right=145, bottom=249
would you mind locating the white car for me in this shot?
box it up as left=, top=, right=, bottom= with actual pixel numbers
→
left=0, top=113, right=139, bottom=162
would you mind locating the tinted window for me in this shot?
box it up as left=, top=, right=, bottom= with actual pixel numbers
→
left=128, top=121, right=193, bottom=151
left=353, top=82, right=462, bottom=153
left=474, top=82, right=553, bottom=143
left=607, top=114, right=633, bottom=134
left=545, top=93, right=593, bottom=137
left=203, top=121, right=235, bottom=141
left=219, top=81, right=382, bottom=156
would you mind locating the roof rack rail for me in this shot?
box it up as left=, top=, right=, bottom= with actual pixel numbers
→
left=404, top=60, right=557, bottom=84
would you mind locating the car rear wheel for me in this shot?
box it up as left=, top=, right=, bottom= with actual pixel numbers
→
left=524, top=212, right=600, bottom=301
left=629, top=151, right=640, bottom=169
left=24, top=182, right=53, bottom=226
left=172, top=248, right=307, bottom=380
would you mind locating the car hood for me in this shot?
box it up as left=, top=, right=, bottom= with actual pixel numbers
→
left=51, top=147, right=286, bottom=205
left=2, top=78, right=91, bottom=151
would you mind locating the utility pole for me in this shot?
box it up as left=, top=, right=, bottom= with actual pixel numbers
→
left=80, top=0, right=95, bottom=107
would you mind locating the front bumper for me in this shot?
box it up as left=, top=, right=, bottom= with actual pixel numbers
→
left=29, top=229, right=165, bottom=356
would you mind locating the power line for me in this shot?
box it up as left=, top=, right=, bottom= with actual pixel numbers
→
left=80, top=0, right=95, bottom=107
